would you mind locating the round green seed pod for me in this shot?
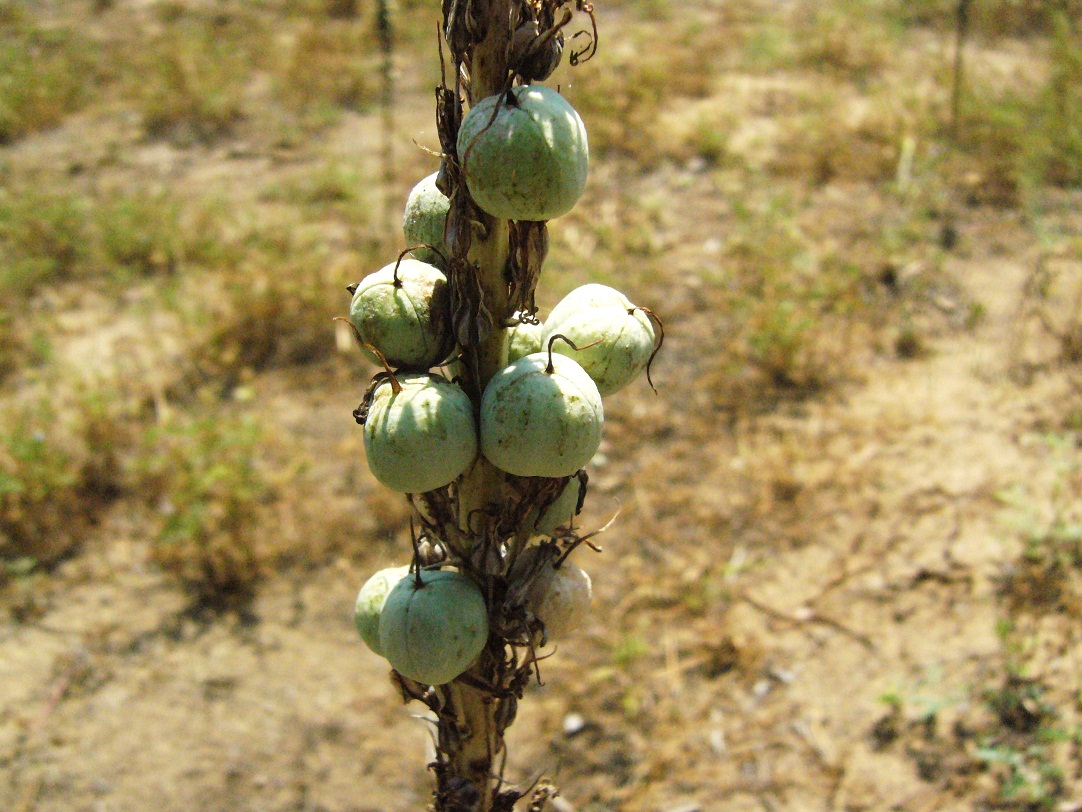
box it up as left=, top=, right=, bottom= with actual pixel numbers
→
left=364, top=374, right=477, bottom=493
left=534, top=476, right=585, bottom=536
left=403, top=172, right=449, bottom=266
left=480, top=352, right=603, bottom=478
left=457, top=84, right=588, bottom=221
left=506, top=315, right=544, bottom=363
left=354, top=565, right=411, bottom=656
left=545, top=283, right=633, bottom=331
left=543, top=304, right=657, bottom=397
left=378, top=569, right=489, bottom=686
left=349, top=259, right=453, bottom=370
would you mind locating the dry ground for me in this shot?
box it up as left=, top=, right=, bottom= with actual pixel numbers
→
left=2, top=1, right=1082, bottom=811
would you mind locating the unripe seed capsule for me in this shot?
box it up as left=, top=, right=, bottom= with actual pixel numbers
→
left=378, top=569, right=489, bottom=686
left=544, top=283, right=633, bottom=329
left=543, top=305, right=657, bottom=397
left=480, top=352, right=603, bottom=478
left=533, top=476, right=585, bottom=536
left=363, top=374, right=477, bottom=493
left=457, top=84, right=588, bottom=222
left=354, top=565, right=411, bottom=657
left=507, top=314, right=544, bottom=363
left=349, top=258, right=453, bottom=370
left=403, top=172, right=450, bottom=266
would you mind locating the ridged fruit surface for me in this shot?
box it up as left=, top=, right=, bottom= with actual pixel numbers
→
left=348, top=259, right=452, bottom=370
left=364, top=375, right=477, bottom=493
left=354, top=565, right=411, bottom=656
left=480, top=353, right=602, bottom=478
left=378, top=570, right=489, bottom=686
left=457, top=84, right=588, bottom=221
left=403, top=172, right=449, bottom=266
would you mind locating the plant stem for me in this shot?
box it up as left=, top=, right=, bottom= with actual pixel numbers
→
left=437, top=2, right=514, bottom=809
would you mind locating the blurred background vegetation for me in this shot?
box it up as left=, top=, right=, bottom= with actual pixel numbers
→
left=2, top=0, right=1081, bottom=640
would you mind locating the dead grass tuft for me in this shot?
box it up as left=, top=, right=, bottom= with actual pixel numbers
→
left=275, top=20, right=379, bottom=117
left=565, top=21, right=730, bottom=165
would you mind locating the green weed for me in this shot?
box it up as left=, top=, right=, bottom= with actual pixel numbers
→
left=977, top=675, right=1069, bottom=810
left=0, top=180, right=93, bottom=298
left=0, top=392, right=128, bottom=569
left=0, top=7, right=103, bottom=143
left=138, top=410, right=269, bottom=609
left=705, top=197, right=871, bottom=403
left=996, top=437, right=1082, bottom=616
left=564, top=22, right=724, bottom=165
left=950, top=13, right=1082, bottom=205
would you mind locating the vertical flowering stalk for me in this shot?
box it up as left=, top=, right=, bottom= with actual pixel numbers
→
left=346, top=2, right=660, bottom=810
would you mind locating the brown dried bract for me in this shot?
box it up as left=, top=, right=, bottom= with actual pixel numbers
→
left=507, top=220, right=548, bottom=318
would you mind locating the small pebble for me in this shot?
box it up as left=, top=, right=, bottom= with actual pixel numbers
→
left=562, top=712, right=587, bottom=737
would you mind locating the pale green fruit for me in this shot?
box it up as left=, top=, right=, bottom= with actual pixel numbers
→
left=543, top=301, right=657, bottom=396
left=534, top=476, right=584, bottom=536
left=349, top=259, right=453, bottom=369
left=403, top=172, right=449, bottom=266
left=480, top=353, right=603, bottom=478
left=378, top=569, right=489, bottom=686
left=506, top=315, right=544, bottom=363
left=354, top=565, right=411, bottom=656
left=519, top=549, right=592, bottom=638
left=545, top=284, right=633, bottom=330
left=364, top=374, right=477, bottom=493
left=457, top=84, right=588, bottom=221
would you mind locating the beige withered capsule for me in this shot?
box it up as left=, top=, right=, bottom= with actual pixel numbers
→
left=517, top=547, right=593, bottom=638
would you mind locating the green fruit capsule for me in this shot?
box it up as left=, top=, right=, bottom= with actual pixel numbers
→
left=533, top=476, right=585, bottom=536
left=403, top=172, right=449, bottom=266
left=378, top=569, right=489, bottom=686
left=543, top=302, right=657, bottom=397
left=545, top=283, right=633, bottom=329
left=364, top=374, right=477, bottom=493
left=354, top=565, right=411, bottom=656
left=457, top=84, right=588, bottom=222
left=480, top=352, right=603, bottom=478
left=349, top=259, right=453, bottom=370
left=506, top=314, right=544, bottom=363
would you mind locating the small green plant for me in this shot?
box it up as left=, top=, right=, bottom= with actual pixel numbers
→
left=0, top=8, right=103, bottom=143
left=996, top=436, right=1082, bottom=617
left=139, top=411, right=268, bottom=610
left=976, top=675, right=1069, bottom=810
left=0, top=393, right=126, bottom=570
